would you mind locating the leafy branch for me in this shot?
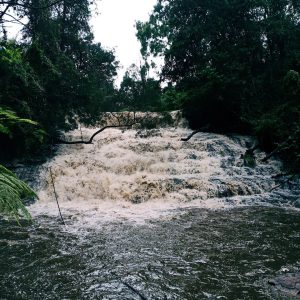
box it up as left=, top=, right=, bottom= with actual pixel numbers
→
left=0, top=108, right=40, bottom=138
left=0, top=164, right=35, bottom=221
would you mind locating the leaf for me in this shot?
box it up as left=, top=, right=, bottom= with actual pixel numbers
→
left=0, top=124, right=10, bottom=135
left=0, top=165, right=36, bottom=221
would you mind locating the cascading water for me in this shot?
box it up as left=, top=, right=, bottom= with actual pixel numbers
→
left=30, top=121, right=298, bottom=223
left=1, top=113, right=299, bottom=299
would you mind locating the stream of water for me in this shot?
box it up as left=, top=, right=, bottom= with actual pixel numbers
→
left=1, top=118, right=299, bottom=299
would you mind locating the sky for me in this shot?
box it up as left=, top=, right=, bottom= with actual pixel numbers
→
left=90, top=0, right=158, bottom=85
left=4, top=0, right=158, bottom=86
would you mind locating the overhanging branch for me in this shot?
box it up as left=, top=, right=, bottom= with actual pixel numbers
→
left=55, top=124, right=135, bottom=145
left=0, top=0, right=64, bottom=10
left=0, top=3, right=10, bottom=20
left=0, top=12, right=26, bottom=26
left=181, top=124, right=210, bottom=141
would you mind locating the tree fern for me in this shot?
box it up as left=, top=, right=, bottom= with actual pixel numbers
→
left=0, top=164, right=36, bottom=221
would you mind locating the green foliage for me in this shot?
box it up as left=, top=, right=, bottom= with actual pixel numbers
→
left=0, top=108, right=38, bottom=137
left=137, top=0, right=300, bottom=169
left=0, top=107, right=46, bottom=159
left=283, top=70, right=300, bottom=99
left=1, top=0, right=118, bottom=144
left=160, top=87, right=187, bottom=111
left=118, top=64, right=162, bottom=112
left=0, top=164, right=35, bottom=221
left=0, top=110, right=39, bottom=221
left=0, top=42, right=43, bottom=118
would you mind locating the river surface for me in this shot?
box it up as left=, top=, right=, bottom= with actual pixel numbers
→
left=1, top=122, right=300, bottom=299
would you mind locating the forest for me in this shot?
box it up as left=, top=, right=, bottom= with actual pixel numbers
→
left=0, top=0, right=299, bottom=216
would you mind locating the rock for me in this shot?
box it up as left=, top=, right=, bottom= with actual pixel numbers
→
left=268, top=273, right=300, bottom=297
left=130, top=195, right=143, bottom=204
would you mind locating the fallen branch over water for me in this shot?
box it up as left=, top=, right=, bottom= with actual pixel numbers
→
left=262, top=146, right=282, bottom=162
left=49, top=167, right=65, bottom=225
left=181, top=124, right=210, bottom=141
left=121, top=281, right=148, bottom=300
left=55, top=124, right=135, bottom=145
left=269, top=174, right=297, bottom=192
left=262, top=138, right=292, bottom=162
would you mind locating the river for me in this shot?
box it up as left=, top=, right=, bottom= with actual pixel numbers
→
left=0, top=116, right=299, bottom=299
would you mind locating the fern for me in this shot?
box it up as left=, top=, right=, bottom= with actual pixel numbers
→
left=0, top=108, right=39, bottom=138
left=0, top=164, right=36, bottom=221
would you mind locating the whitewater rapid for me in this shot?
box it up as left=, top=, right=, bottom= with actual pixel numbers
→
left=27, top=120, right=299, bottom=225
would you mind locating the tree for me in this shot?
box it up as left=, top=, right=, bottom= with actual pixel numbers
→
left=118, top=63, right=161, bottom=111
left=137, top=0, right=300, bottom=169
left=1, top=0, right=119, bottom=138
left=137, top=0, right=300, bottom=125
left=0, top=0, right=65, bottom=38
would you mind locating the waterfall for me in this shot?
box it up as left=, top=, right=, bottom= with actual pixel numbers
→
left=28, top=112, right=299, bottom=224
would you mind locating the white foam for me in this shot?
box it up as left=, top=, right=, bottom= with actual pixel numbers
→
left=29, top=121, right=293, bottom=225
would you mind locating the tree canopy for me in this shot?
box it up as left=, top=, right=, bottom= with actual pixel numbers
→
left=137, top=0, right=300, bottom=170
left=0, top=0, right=118, bottom=152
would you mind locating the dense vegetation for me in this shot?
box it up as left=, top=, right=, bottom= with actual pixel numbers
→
left=0, top=108, right=39, bottom=219
left=137, top=0, right=300, bottom=171
left=0, top=0, right=118, bottom=159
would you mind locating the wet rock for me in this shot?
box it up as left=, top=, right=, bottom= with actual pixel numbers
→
left=185, top=153, right=198, bottom=160
left=130, top=195, right=143, bottom=204
left=268, top=273, right=300, bottom=297
left=173, top=178, right=184, bottom=186
left=23, top=196, right=36, bottom=206
left=135, top=129, right=162, bottom=138
left=294, top=199, right=300, bottom=209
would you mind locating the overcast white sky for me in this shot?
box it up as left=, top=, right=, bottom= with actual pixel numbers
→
left=90, top=0, right=158, bottom=85
left=5, top=0, right=158, bottom=86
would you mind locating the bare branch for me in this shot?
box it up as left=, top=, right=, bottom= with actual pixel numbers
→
left=49, top=167, right=65, bottom=225
left=0, top=3, right=10, bottom=20
left=269, top=174, right=296, bottom=192
left=0, top=0, right=64, bottom=10
left=0, top=18, right=25, bottom=26
left=262, top=147, right=281, bottom=162
left=0, top=12, right=26, bottom=26
left=262, top=138, right=292, bottom=162
left=181, top=124, right=210, bottom=141
left=55, top=124, right=135, bottom=145
left=121, top=281, right=148, bottom=300
left=181, top=130, right=201, bottom=142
